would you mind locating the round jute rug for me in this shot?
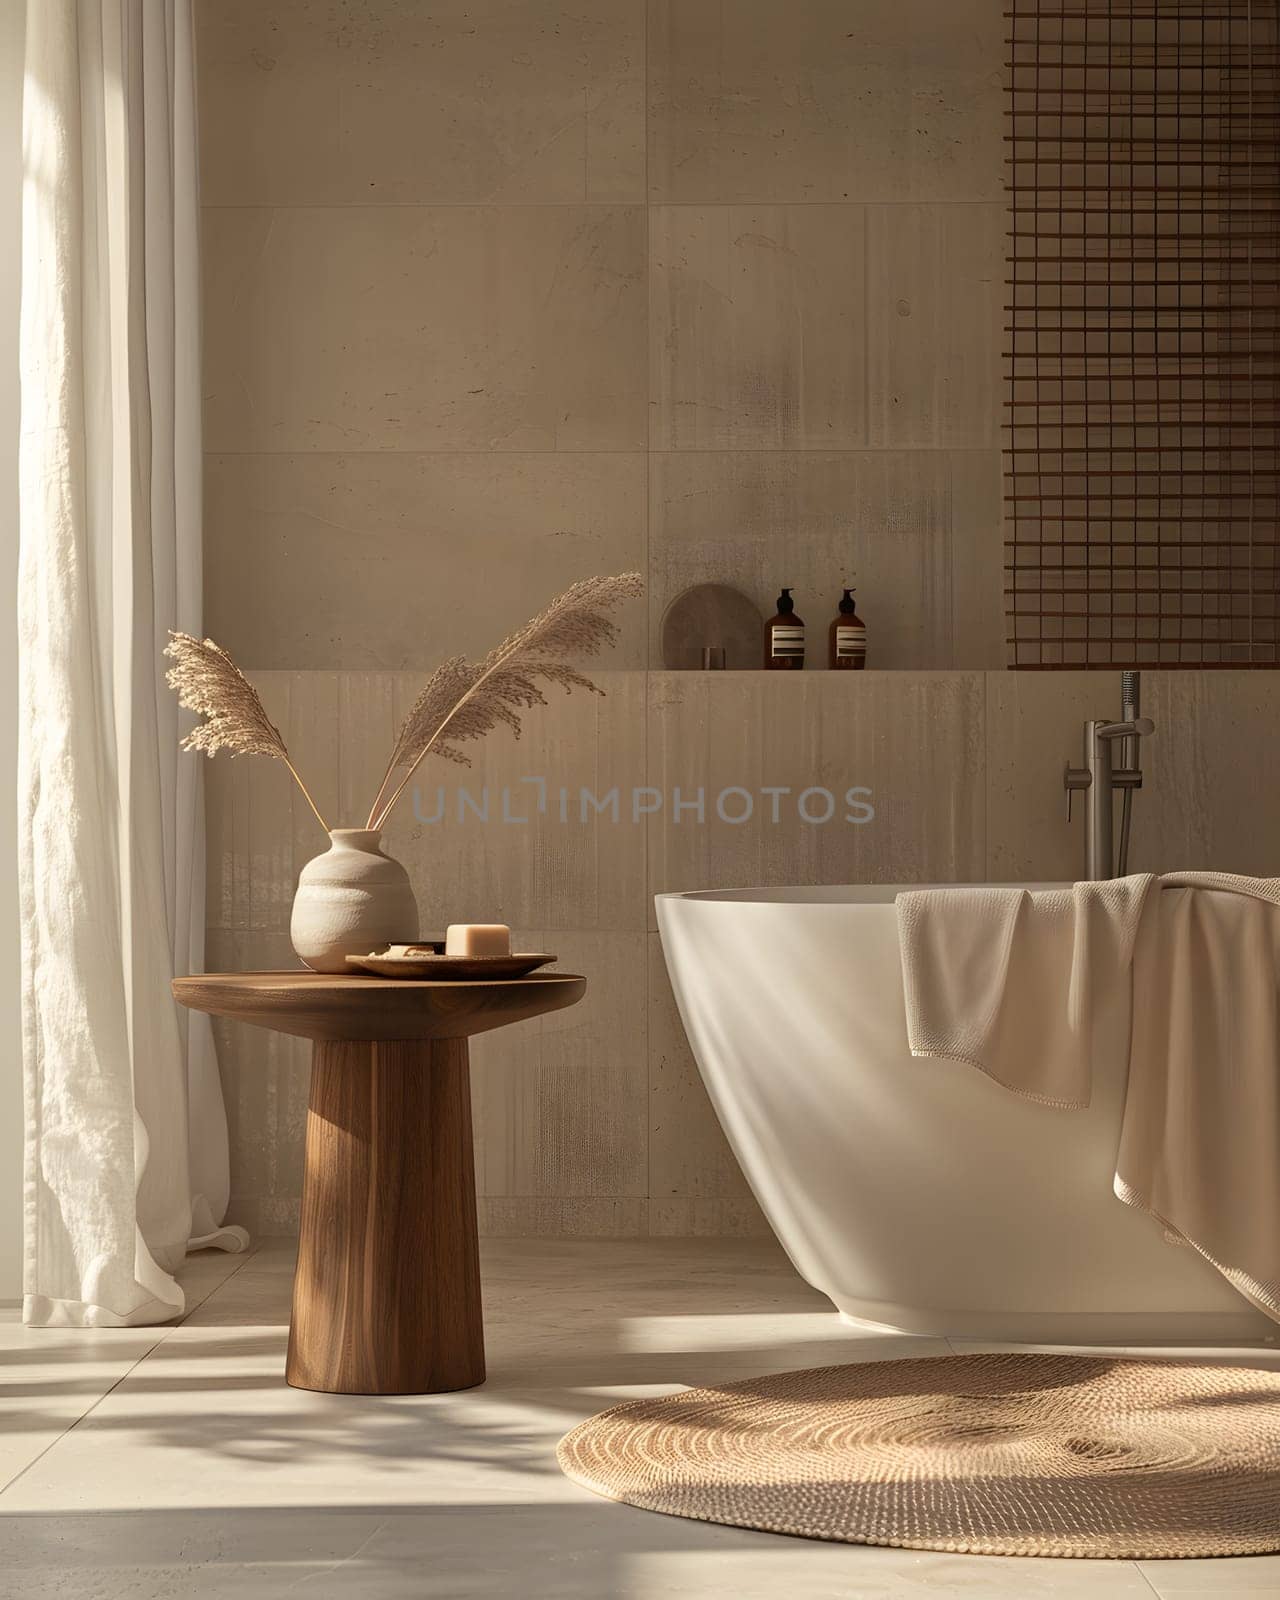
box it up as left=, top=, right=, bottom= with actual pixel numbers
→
left=557, top=1353, right=1280, bottom=1559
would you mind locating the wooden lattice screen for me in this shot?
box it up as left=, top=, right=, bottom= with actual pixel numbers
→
left=1005, top=0, right=1279, bottom=667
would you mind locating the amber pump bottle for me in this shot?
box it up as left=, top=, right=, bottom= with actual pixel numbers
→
left=764, top=588, right=805, bottom=669
left=829, top=587, right=867, bottom=670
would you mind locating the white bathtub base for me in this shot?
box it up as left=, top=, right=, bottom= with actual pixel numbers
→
left=833, top=1298, right=1276, bottom=1347
left=657, top=884, right=1278, bottom=1351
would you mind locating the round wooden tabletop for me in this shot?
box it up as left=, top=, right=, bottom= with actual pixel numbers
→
left=172, top=969, right=587, bottom=1042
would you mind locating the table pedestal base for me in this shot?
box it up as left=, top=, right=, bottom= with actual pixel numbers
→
left=286, top=1037, right=485, bottom=1395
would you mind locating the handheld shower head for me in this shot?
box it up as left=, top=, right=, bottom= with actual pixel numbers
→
left=1121, top=670, right=1140, bottom=724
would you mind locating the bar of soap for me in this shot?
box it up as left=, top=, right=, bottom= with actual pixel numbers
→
left=445, top=923, right=511, bottom=958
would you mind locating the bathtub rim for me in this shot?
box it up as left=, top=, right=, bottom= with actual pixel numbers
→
left=657, top=882, right=1071, bottom=907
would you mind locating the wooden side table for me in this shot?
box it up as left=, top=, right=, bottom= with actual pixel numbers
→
left=172, top=970, right=586, bottom=1396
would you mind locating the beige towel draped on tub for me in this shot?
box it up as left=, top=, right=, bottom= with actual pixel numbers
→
left=897, top=874, right=1280, bottom=1324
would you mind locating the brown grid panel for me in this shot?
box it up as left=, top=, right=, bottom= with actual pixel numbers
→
left=1004, top=0, right=1280, bottom=668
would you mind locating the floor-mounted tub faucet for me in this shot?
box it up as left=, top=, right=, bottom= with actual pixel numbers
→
left=1063, top=671, right=1155, bottom=881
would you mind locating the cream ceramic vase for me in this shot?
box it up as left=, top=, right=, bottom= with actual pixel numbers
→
left=290, top=829, right=419, bottom=973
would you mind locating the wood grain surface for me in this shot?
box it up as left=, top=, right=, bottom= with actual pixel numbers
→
left=286, top=1037, right=484, bottom=1394
left=172, top=970, right=586, bottom=1042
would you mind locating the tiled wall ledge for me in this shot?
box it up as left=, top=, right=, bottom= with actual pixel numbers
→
left=206, top=668, right=1280, bottom=1237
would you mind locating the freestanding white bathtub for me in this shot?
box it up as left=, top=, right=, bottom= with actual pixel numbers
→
left=656, top=884, right=1277, bottom=1347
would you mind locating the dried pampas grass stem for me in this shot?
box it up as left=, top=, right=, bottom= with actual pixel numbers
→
left=163, top=575, right=642, bottom=841
left=367, top=572, right=643, bottom=829
left=164, top=632, right=330, bottom=833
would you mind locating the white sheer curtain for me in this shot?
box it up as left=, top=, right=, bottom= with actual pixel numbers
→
left=19, top=0, right=245, bottom=1327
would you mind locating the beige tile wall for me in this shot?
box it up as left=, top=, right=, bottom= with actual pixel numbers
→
left=199, top=0, right=1009, bottom=673
left=196, top=0, right=1019, bottom=1236
left=203, top=204, right=649, bottom=454
left=197, top=0, right=646, bottom=206
left=646, top=0, right=1005, bottom=206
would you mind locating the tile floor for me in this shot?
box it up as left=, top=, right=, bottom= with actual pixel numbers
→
left=1, top=1238, right=1278, bottom=1598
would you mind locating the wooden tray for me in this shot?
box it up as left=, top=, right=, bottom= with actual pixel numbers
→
left=346, top=948, right=556, bottom=980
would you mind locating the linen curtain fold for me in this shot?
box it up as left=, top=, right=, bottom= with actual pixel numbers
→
left=19, top=0, right=245, bottom=1328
